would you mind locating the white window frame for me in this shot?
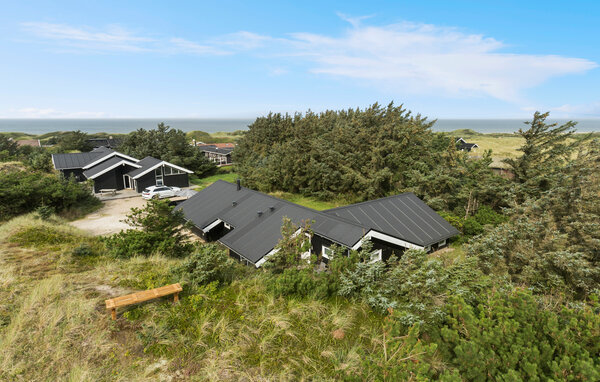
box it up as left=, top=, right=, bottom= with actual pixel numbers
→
left=322, top=245, right=333, bottom=259
left=369, top=249, right=383, bottom=263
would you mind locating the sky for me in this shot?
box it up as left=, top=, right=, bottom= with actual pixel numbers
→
left=0, top=0, right=599, bottom=119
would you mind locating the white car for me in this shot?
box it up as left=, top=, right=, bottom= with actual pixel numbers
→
left=142, top=186, right=181, bottom=200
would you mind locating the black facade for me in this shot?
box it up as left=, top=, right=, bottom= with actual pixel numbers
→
left=134, top=167, right=190, bottom=192
left=92, top=163, right=138, bottom=193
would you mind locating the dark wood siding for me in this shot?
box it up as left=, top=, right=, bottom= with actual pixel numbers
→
left=92, top=163, right=137, bottom=193
left=135, top=172, right=157, bottom=193
left=370, top=237, right=407, bottom=261
left=164, top=173, right=189, bottom=188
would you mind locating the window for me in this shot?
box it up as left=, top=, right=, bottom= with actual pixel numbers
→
left=370, top=249, right=382, bottom=263
left=322, top=245, right=333, bottom=259
left=164, top=166, right=183, bottom=175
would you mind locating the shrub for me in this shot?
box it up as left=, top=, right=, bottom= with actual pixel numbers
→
left=172, top=244, right=240, bottom=286
left=268, top=269, right=336, bottom=299
left=434, top=289, right=600, bottom=380
left=71, top=243, right=97, bottom=257
left=105, top=200, right=194, bottom=258
left=0, top=170, right=100, bottom=221
left=35, top=205, right=55, bottom=221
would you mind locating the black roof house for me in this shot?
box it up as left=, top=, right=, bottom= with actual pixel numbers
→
left=456, top=138, right=479, bottom=151
left=51, top=148, right=193, bottom=193
left=177, top=180, right=458, bottom=267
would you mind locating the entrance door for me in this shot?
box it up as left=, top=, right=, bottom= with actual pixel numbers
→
left=123, top=175, right=131, bottom=189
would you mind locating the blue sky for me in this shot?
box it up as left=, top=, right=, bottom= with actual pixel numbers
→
left=0, top=0, right=598, bottom=119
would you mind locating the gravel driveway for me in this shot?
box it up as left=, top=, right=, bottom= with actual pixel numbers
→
left=70, top=197, right=147, bottom=236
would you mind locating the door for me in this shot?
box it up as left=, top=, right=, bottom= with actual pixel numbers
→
left=123, top=175, right=131, bottom=189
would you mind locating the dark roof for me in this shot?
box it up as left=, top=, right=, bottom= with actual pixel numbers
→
left=52, top=151, right=109, bottom=169
left=324, top=193, right=459, bottom=247
left=125, top=156, right=162, bottom=178
left=457, top=142, right=478, bottom=151
left=199, top=145, right=234, bottom=155
left=82, top=156, right=138, bottom=179
left=176, top=181, right=366, bottom=263
left=86, top=137, right=121, bottom=148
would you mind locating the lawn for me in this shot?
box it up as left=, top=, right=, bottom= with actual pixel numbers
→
left=190, top=168, right=344, bottom=210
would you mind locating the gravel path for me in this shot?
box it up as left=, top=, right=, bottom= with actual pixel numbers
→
left=70, top=197, right=147, bottom=236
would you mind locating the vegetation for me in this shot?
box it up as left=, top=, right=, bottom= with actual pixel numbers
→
left=234, top=103, right=507, bottom=213
left=104, top=200, right=194, bottom=258
left=56, top=129, right=93, bottom=152
left=1, top=109, right=600, bottom=380
left=0, top=168, right=100, bottom=221
left=119, top=122, right=216, bottom=176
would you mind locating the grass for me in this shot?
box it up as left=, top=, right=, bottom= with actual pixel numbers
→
left=191, top=168, right=345, bottom=210
left=0, top=214, right=387, bottom=381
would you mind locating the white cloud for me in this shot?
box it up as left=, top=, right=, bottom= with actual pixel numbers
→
left=552, top=102, right=600, bottom=117
left=20, top=18, right=598, bottom=102
left=280, top=21, right=597, bottom=101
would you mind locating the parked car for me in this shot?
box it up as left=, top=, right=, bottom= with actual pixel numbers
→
left=142, top=186, right=181, bottom=200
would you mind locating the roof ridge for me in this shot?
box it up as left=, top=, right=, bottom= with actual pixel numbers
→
left=213, top=180, right=368, bottom=230
left=324, top=192, right=414, bottom=212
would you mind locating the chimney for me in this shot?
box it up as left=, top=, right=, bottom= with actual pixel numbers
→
left=232, top=201, right=238, bottom=207
left=269, top=206, right=275, bottom=211
left=257, top=211, right=263, bottom=217
left=236, top=179, right=241, bottom=191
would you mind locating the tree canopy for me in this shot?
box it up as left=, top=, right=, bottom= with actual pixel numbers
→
left=119, top=123, right=216, bottom=176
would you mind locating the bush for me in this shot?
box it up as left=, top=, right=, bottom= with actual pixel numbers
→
left=35, top=205, right=55, bottom=221
left=105, top=200, right=194, bottom=258
left=0, top=170, right=100, bottom=221
left=268, top=269, right=336, bottom=299
left=71, top=243, right=97, bottom=257
left=434, top=289, right=600, bottom=380
left=173, top=244, right=240, bottom=286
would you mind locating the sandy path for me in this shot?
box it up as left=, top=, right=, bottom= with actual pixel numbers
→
left=70, top=197, right=147, bottom=236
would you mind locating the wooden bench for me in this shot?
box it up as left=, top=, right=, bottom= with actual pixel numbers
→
left=105, top=283, right=182, bottom=320
left=98, top=188, right=117, bottom=196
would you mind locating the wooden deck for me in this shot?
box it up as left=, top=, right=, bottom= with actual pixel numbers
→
left=105, top=283, right=182, bottom=320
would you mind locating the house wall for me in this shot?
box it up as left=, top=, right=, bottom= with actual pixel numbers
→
left=164, top=173, right=189, bottom=188
left=134, top=172, right=157, bottom=192
left=92, top=164, right=138, bottom=193
left=369, top=237, right=408, bottom=261
left=134, top=167, right=190, bottom=192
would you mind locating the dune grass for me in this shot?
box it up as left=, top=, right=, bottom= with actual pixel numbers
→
left=0, top=215, right=391, bottom=381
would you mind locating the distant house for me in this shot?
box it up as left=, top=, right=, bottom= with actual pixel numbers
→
left=198, top=144, right=234, bottom=166
left=16, top=139, right=41, bottom=147
left=51, top=147, right=193, bottom=193
left=86, top=137, right=121, bottom=149
left=456, top=138, right=479, bottom=151
left=176, top=180, right=459, bottom=267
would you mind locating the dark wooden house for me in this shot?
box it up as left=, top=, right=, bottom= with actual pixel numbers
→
left=176, top=180, right=459, bottom=267
left=52, top=147, right=193, bottom=193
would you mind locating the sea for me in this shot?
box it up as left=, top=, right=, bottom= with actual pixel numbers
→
left=0, top=118, right=599, bottom=135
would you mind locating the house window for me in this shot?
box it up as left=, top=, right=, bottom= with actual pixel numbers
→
left=164, top=166, right=183, bottom=176
left=370, top=249, right=383, bottom=263
left=438, top=239, right=447, bottom=247
left=155, top=167, right=163, bottom=186
left=322, top=245, right=333, bottom=259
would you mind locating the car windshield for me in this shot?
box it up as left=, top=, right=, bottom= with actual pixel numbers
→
left=143, top=188, right=152, bottom=193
